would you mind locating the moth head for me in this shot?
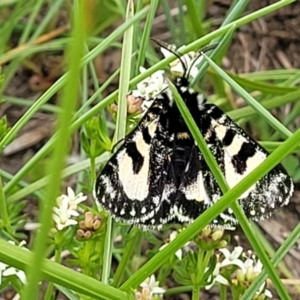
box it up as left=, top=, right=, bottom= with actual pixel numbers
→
left=154, top=41, right=204, bottom=84
left=173, top=76, right=190, bottom=93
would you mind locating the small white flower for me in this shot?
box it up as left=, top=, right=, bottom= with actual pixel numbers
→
left=0, top=262, right=7, bottom=284
left=53, top=207, right=78, bottom=231
left=159, top=230, right=190, bottom=260
left=252, top=258, right=263, bottom=274
left=264, top=288, right=273, bottom=298
left=205, top=264, right=229, bottom=290
left=218, top=246, right=245, bottom=270
left=58, top=187, right=87, bottom=211
left=257, top=282, right=273, bottom=298
left=132, top=67, right=168, bottom=100
left=140, top=274, right=165, bottom=295
left=238, top=252, right=272, bottom=298
left=205, top=246, right=245, bottom=290
left=2, top=267, right=26, bottom=284
left=53, top=187, right=87, bottom=231
left=240, top=253, right=263, bottom=275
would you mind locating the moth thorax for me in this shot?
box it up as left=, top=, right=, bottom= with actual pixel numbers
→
left=173, top=77, right=190, bottom=96
left=197, top=94, right=206, bottom=109
left=174, top=77, right=189, bottom=88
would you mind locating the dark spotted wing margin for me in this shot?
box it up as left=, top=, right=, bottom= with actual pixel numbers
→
left=197, top=103, right=294, bottom=221
left=94, top=95, right=177, bottom=228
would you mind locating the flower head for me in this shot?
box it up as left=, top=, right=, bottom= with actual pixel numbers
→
left=205, top=264, right=229, bottom=290
left=77, top=211, right=102, bottom=239
left=205, top=246, right=244, bottom=290
left=228, top=250, right=272, bottom=299
left=218, top=246, right=245, bottom=270
left=238, top=251, right=264, bottom=277
left=131, top=67, right=168, bottom=100
left=53, top=187, right=87, bottom=231
left=58, top=186, right=87, bottom=211
left=131, top=45, right=203, bottom=103
left=159, top=230, right=191, bottom=260
left=136, top=274, right=165, bottom=299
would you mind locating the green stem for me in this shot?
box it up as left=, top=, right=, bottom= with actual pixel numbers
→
left=112, top=228, right=141, bottom=287
left=0, top=175, right=11, bottom=230
left=44, top=283, right=54, bottom=300
left=220, top=284, right=227, bottom=300
left=90, top=155, right=96, bottom=189
left=196, top=249, right=205, bottom=284
left=102, top=0, right=135, bottom=286
left=82, top=240, right=93, bottom=276
left=101, top=217, right=113, bottom=284
left=44, top=232, right=63, bottom=300
left=192, top=285, right=200, bottom=300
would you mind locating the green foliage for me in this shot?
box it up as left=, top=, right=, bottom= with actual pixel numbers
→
left=81, top=117, right=112, bottom=157
left=0, top=116, right=9, bottom=142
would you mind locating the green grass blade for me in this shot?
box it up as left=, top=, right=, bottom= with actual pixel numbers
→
left=0, top=6, right=149, bottom=153
left=101, top=0, right=135, bottom=286
left=185, top=0, right=205, bottom=37
left=191, top=26, right=236, bottom=85
left=6, top=154, right=109, bottom=203
left=135, top=0, right=159, bottom=73
left=18, top=0, right=43, bottom=44
left=169, top=77, right=293, bottom=299
left=22, top=2, right=85, bottom=298
left=227, top=89, right=300, bottom=121
left=202, top=53, right=293, bottom=138
left=0, top=240, right=128, bottom=300
left=226, top=71, right=297, bottom=94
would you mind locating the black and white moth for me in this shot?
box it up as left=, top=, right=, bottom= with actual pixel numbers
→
left=93, top=48, right=294, bottom=229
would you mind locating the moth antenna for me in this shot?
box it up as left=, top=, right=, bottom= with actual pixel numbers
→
left=151, top=38, right=188, bottom=78
left=186, top=43, right=218, bottom=79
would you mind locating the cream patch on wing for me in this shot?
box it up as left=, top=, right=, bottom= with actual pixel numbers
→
left=180, top=171, right=211, bottom=204
left=211, top=119, right=227, bottom=141
left=224, top=142, right=266, bottom=198
left=117, top=121, right=158, bottom=201
left=212, top=123, right=267, bottom=198
left=211, top=120, right=267, bottom=198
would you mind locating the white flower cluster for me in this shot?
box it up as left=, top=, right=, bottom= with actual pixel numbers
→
left=0, top=241, right=27, bottom=285
left=52, top=187, right=87, bottom=231
left=131, top=67, right=167, bottom=101
left=207, top=246, right=272, bottom=298
left=159, top=230, right=191, bottom=261
left=131, top=45, right=202, bottom=101
left=136, top=274, right=165, bottom=300
left=159, top=229, right=271, bottom=298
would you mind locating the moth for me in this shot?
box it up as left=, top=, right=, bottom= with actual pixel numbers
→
left=93, top=45, right=294, bottom=229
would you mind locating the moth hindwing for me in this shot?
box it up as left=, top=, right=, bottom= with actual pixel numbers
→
left=93, top=52, right=294, bottom=230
